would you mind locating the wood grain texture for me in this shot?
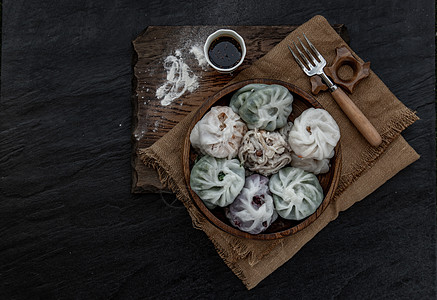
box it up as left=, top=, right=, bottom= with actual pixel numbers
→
left=330, top=87, right=382, bottom=146
left=132, top=24, right=350, bottom=193
left=182, top=79, right=342, bottom=240
left=324, top=46, right=371, bottom=93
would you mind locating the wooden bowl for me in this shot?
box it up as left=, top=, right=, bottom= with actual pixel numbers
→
left=182, top=79, right=342, bottom=240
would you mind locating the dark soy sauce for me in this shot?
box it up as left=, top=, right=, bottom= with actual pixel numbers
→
left=208, top=36, right=242, bottom=69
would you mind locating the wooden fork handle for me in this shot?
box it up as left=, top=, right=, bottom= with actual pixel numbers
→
left=330, top=87, right=382, bottom=147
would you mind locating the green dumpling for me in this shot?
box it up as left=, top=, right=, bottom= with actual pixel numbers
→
left=190, top=155, right=245, bottom=209
left=230, top=84, right=293, bottom=131
left=269, top=167, right=324, bottom=220
left=229, top=84, right=269, bottom=111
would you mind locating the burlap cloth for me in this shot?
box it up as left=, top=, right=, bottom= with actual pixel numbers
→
left=139, top=15, right=419, bottom=289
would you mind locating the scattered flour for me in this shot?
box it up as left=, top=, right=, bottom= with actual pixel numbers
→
left=155, top=50, right=199, bottom=106
left=152, top=120, right=161, bottom=132
left=134, top=129, right=146, bottom=141
left=189, top=45, right=208, bottom=70
left=136, top=29, right=211, bottom=141
left=155, top=28, right=212, bottom=106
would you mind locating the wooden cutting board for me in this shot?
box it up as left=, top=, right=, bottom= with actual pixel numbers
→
left=132, top=25, right=349, bottom=193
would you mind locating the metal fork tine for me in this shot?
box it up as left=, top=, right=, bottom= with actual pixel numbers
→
left=288, top=33, right=382, bottom=147
left=287, top=45, right=308, bottom=73
left=289, top=35, right=381, bottom=146
left=293, top=41, right=313, bottom=68
left=298, top=37, right=319, bottom=65
left=303, top=33, right=324, bottom=62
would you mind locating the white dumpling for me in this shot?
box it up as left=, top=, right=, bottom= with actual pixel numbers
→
left=190, top=155, right=245, bottom=209
left=230, top=84, right=293, bottom=131
left=238, top=129, right=292, bottom=176
left=288, top=108, right=340, bottom=160
left=190, top=106, right=247, bottom=159
left=269, top=167, right=324, bottom=220
left=290, top=150, right=334, bottom=175
left=226, top=174, right=278, bottom=234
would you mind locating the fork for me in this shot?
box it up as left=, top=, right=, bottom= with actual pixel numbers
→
left=288, top=34, right=382, bottom=147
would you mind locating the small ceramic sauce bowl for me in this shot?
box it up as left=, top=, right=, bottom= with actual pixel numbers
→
left=203, top=29, right=246, bottom=73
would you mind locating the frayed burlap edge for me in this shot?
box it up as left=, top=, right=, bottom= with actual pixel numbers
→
left=334, top=107, right=419, bottom=198
left=138, top=148, right=189, bottom=209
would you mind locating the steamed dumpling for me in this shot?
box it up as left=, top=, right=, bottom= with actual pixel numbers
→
left=290, top=150, right=334, bottom=175
left=238, top=129, right=292, bottom=176
left=190, top=155, right=245, bottom=209
left=226, top=174, right=278, bottom=234
left=190, top=106, right=247, bottom=159
left=228, top=84, right=269, bottom=110
left=288, top=108, right=340, bottom=160
left=269, top=167, right=324, bottom=220
left=230, top=84, right=293, bottom=131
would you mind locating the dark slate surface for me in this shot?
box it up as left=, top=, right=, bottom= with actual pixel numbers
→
left=1, top=0, right=435, bottom=298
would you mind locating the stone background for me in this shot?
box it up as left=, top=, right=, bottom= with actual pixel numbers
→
left=1, top=0, right=435, bottom=298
